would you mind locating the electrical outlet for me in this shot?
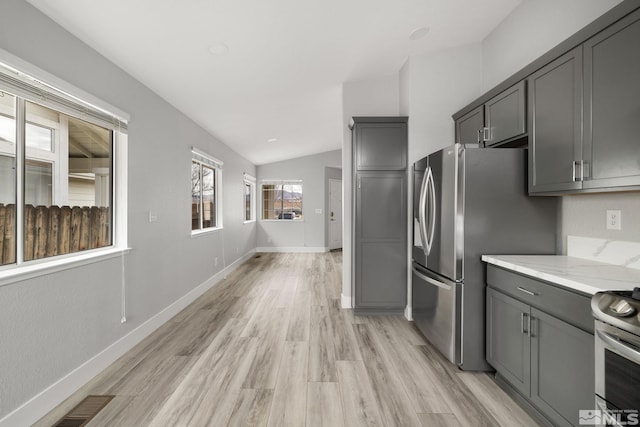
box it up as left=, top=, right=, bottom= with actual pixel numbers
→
left=606, top=210, right=622, bottom=230
left=148, top=210, right=158, bottom=222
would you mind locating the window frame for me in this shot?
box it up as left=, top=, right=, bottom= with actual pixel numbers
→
left=191, top=148, right=223, bottom=235
left=0, top=56, right=129, bottom=283
left=243, top=173, right=256, bottom=223
left=260, top=180, right=303, bottom=221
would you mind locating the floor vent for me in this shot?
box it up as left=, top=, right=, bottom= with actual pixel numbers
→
left=53, top=395, right=115, bottom=427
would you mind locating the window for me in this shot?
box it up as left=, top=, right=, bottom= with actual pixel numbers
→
left=243, top=173, right=256, bottom=222
left=191, top=149, right=222, bottom=232
left=0, top=65, right=126, bottom=268
left=261, top=180, right=303, bottom=220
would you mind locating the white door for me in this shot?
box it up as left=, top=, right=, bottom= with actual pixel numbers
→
left=329, top=179, right=343, bottom=250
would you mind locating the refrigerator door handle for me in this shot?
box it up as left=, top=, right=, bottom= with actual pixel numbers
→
left=412, top=264, right=452, bottom=291
left=418, top=167, right=429, bottom=255
left=425, top=167, right=436, bottom=255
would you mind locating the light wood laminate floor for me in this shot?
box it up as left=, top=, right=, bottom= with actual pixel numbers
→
left=35, top=252, right=540, bottom=426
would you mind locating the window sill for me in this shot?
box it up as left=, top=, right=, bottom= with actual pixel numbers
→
left=191, top=227, right=223, bottom=237
left=260, top=219, right=305, bottom=223
left=243, top=220, right=256, bottom=224
left=0, top=246, right=131, bottom=288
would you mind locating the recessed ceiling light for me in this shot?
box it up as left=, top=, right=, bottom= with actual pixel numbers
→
left=208, top=43, right=229, bottom=55
left=409, top=26, right=430, bottom=41
left=267, top=138, right=278, bottom=143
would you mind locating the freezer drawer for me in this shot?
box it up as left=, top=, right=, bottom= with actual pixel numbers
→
left=412, top=262, right=461, bottom=365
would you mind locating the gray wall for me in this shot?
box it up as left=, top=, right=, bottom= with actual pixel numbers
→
left=256, top=149, right=341, bottom=250
left=0, top=0, right=256, bottom=419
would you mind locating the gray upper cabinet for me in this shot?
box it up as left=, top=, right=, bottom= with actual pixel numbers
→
left=583, top=9, right=640, bottom=190
left=455, top=82, right=526, bottom=147
left=528, top=48, right=583, bottom=194
left=484, top=80, right=527, bottom=145
left=351, top=117, right=408, bottom=314
left=455, top=106, right=484, bottom=145
left=354, top=120, right=407, bottom=171
left=529, top=8, right=640, bottom=194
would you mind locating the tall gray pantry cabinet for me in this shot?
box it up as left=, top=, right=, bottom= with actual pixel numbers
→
left=351, top=117, right=408, bottom=315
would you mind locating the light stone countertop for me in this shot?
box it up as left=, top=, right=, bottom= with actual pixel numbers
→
left=482, top=254, right=640, bottom=295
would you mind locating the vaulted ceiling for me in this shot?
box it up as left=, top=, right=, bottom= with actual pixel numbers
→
left=26, top=0, right=521, bottom=165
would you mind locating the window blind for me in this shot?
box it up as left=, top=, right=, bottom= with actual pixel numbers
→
left=0, top=61, right=128, bottom=133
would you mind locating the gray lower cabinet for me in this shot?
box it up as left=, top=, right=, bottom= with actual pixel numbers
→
left=351, top=117, right=408, bottom=315
left=487, top=288, right=531, bottom=396
left=354, top=172, right=406, bottom=313
left=530, top=308, right=595, bottom=427
left=486, top=267, right=595, bottom=427
left=529, top=8, right=640, bottom=194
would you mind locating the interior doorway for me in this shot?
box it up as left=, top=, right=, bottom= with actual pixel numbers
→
left=329, top=179, right=343, bottom=250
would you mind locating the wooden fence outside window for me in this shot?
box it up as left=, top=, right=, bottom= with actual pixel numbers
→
left=0, top=203, right=111, bottom=265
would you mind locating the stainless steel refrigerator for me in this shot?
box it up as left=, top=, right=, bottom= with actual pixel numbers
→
left=412, top=144, right=557, bottom=371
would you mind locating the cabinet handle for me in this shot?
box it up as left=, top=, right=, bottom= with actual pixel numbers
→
left=521, top=312, right=528, bottom=334
left=482, top=127, right=490, bottom=142
left=517, top=286, right=538, bottom=296
left=529, top=316, right=535, bottom=338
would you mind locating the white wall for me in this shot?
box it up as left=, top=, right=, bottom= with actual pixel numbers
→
left=400, top=44, right=483, bottom=164
left=256, top=150, right=341, bottom=251
left=341, top=75, right=400, bottom=307
left=0, top=0, right=256, bottom=423
left=482, top=0, right=622, bottom=90
left=482, top=0, right=640, bottom=252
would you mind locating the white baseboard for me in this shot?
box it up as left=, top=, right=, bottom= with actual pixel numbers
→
left=341, top=293, right=352, bottom=309
left=256, top=246, right=328, bottom=253
left=0, top=249, right=256, bottom=427
left=404, top=305, right=413, bottom=321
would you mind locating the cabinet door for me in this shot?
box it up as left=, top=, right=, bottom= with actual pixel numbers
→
left=355, top=172, right=407, bottom=309
left=486, top=288, right=530, bottom=397
left=485, top=80, right=526, bottom=145
left=455, top=106, right=484, bottom=145
left=530, top=309, right=594, bottom=427
left=355, top=122, right=407, bottom=171
left=528, top=47, right=583, bottom=194
left=583, top=9, right=640, bottom=190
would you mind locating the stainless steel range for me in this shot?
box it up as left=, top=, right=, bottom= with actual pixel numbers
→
left=592, top=288, right=640, bottom=427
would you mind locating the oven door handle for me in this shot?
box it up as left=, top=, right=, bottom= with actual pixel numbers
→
left=597, top=329, right=640, bottom=363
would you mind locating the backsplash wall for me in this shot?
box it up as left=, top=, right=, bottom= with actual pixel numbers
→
left=560, top=192, right=640, bottom=253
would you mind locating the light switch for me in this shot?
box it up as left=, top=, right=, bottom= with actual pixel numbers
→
left=315, top=208, right=322, bottom=214
left=148, top=210, right=158, bottom=223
